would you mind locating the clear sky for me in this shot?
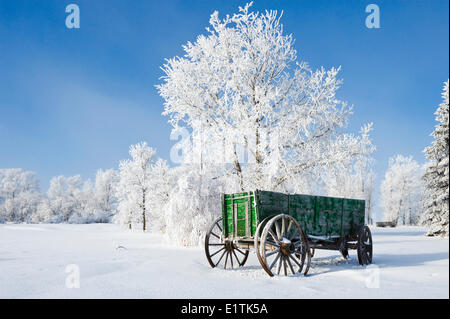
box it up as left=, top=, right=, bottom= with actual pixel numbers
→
left=0, top=0, right=449, bottom=204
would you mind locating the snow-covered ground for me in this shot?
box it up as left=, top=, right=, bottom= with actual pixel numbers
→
left=0, top=224, right=448, bottom=298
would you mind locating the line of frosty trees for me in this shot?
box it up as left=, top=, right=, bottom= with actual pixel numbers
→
left=0, top=142, right=173, bottom=231
left=0, top=4, right=448, bottom=240
left=380, top=80, right=449, bottom=236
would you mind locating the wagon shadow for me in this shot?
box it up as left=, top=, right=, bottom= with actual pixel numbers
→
left=235, top=265, right=264, bottom=271
left=373, top=230, right=426, bottom=237
left=374, top=252, right=449, bottom=268
left=306, top=256, right=358, bottom=276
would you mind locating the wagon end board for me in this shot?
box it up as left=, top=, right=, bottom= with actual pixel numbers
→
left=222, top=191, right=258, bottom=238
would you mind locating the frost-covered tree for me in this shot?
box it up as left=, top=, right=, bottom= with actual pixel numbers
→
left=158, top=3, right=374, bottom=193
left=67, top=179, right=96, bottom=223
left=92, top=169, right=118, bottom=222
left=33, top=175, right=85, bottom=223
left=33, top=171, right=118, bottom=224
left=116, top=142, right=156, bottom=231
left=380, top=155, right=423, bottom=225
left=0, top=168, right=41, bottom=223
left=147, top=159, right=174, bottom=232
left=157, top=3, right=375, bottom=245
left=164, top=165, right=225, bottom=246
left=422, top=80, right=449, bottom=236
left=323, top=125, right=376, bottom=224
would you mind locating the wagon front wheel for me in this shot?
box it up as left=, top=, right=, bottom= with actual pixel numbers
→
left=204, top=217, right=249, bottom=269
left=357, top=226, right=373, bottom=265
left=259, top=214, right=311, bottom=277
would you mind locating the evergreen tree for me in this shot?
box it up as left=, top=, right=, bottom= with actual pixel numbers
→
left=422, top=80, right=449, bottom=237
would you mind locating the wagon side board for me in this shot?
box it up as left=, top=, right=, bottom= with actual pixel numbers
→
left=221, top=190, right=366, bottom=240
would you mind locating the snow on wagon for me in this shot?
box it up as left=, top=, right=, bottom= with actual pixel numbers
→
left=205, top=190, right=373, bottom=277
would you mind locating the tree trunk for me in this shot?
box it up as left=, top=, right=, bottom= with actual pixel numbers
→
left=233, top=145, right=245, bottom=191
left=142, top=191, right=146, bottom=232
left=254, top=124, right=264, bottom=189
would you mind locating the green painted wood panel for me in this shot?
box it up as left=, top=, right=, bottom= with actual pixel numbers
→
left=289, top=194, right=315, bottom=235
left=257, top=190, right=289, bottom=220
left=342, top=198, right=365, bottom=237
left=223, top=192, right=257, bottom=238
left=313, top=196, right=343, bottom=237
left=221, top=190, right=365, bottom=239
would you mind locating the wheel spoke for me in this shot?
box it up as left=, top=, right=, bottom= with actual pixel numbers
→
left=288, top=253, right=302, bottom=269
left=232, top=249, right=241, bottom=266
left=283, top=257, right=288, bottom=276
left=209, top=243, right=225, bottom=246
left=265, top=249, right=279, bottom=258
left=214, top=250, right=227, bottom=267
left=294, top=239, right=304, bottom=247
left=235, top=248, right=246, bottom=255
left=269, top=253, right=281, bottom=271
left=268, top=229, right=281, bottom=244
left=224, top=251, right=229, bottom=269
left=276, top=256, right=282, bottom=275
left=281, top=216, right=286, bottom=238
left=229, top=251, right=234, bottom=269
left=210, top=246, right=225, bottom=258
left=286, top=255, right=295, bottom=275
left=216, top=222, right=222, bottom=232
left=265, top=239, right=280, bottom=248
left=210, top=232, right=220, bottom=239
left=287, top=219, right=293, bottom=235
left=275, top=221, right=281, bottom=240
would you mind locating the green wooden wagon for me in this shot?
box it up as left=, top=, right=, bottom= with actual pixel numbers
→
left=204, top=190, right=373, bottom=277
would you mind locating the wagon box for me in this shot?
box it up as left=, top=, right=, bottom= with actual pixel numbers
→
left=222, top=190, right=365, bottom=239
left=205, top=190, right=373, bottom=277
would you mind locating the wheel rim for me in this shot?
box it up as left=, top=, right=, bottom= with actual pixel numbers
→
left=204, top=217, right=249, bottom=269
left=254, top=216, right=275, bottom=270
left=259, top=214, right=311, bottom=277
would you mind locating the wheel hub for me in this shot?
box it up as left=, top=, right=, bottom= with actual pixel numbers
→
left=225, top=240, right=234, bottom=252
left=280, top=240, right=295, bottom=256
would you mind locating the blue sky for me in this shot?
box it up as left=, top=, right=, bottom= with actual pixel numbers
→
left=0, top=0, right=448, bottom=204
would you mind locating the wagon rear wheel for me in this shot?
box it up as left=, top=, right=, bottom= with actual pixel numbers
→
left=204, top=217, right=249, bottom=269
left=259, top=214, right=311, bottom=277
left=357, top=226, right=373, bottom=265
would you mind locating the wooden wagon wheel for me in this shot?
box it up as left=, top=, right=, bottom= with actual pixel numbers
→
left=204, top=217, right=249, bottom=269
left=357, top=226, right=373, bottom=265
left=259, top=214, right=311, bottom=277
